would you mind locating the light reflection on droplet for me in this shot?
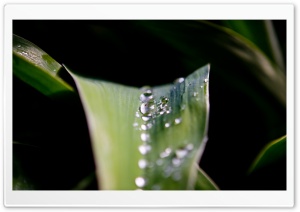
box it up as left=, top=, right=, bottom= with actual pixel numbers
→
left=174, top=118, right=182, bottom=125
left=138, top=159, right=148, bottom=169
left=141, top=133, right=150, bottom=142
left=141, top=116, right=151, bottom=122
left=135, top=177, right=146, bottom=187
left=174, top=77, right=185, bottom=84
left=176, top=149, right=188, bottom=159
left=165, top=123, right=170, bottom=128
left=186, top=144, right=194, bottom=151
left=139, top=144, right=151, bottom=155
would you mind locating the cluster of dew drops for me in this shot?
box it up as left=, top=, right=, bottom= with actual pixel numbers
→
left=133, top=76, right=208, bottom=190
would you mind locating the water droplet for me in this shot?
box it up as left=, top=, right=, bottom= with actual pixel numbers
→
left=200, top=85, right=203, bottom=88
left=174, top=77, right=185, bottom=84
left=138, top=159, right=148, bottom=169
left=140, top=92, right=153, bottom=103
left=22, top=51, right=28, bottom=55
left=165, top=122, right=171, bottom=128
left=141, top=133, right=150, bottom=142
left=172, top=158, right=181, bottom=167
left=186, top=144, right=194, bottom=151
left=193, top=92, right=198, bottom=97
left=156, top=159, right=163, bottom=166
left=135, top=177, right=146, bottom=187
left=160, top=96, right=169, bottom=104
left=141, top=124, right=148, bottom=130
left=204, top=78, right=208, bottom=83
left=176, top=148, right=188, bottom=159
left=152, top=185, right=161, bottom=190
left=181, top=105, right=186, bottom=111
left=174, top=117, right=182, bottom=125
left=172, top=171, right=182, bottom=181
left=139, top=144, right=151, bottom=155
left=160, top=148, right=172, bottom=158
left=133, top=122, right=139, bottom=127
left=17, top=45, right=21, bottom=48
left=139, top=102, right=155, bottom=115
left=141, top=116, right=151, bottom=122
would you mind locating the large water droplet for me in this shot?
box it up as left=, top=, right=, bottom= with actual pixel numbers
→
left=165, top=122, right=171, bottom=128
left=139, top=102, right=155, bottom=115
left=138, top=159, right=148, bottom=169
left=141, top=133, right=150, bottom=142
left=174, top=77, right=185, bottom=84
left=174, top=117, right=182, bottom=125
left=193, top=92, right=198, bottom=97
left=204, top=78, right=208, bottom=83
left=140, top=92, right=153, bottom=103
left=135, top=177, right=146, bottom=187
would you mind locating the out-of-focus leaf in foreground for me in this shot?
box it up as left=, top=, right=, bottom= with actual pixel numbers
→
left=222, top=20, right=285, bottom=72
left=13, top=34, right=74, bottom=97
left=67, top=64, right=214, bottom=190
left=248, top=135, right=286, bottom=174
left=136, top=20, right=286, bottom=106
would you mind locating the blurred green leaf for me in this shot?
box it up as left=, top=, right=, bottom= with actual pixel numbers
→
left=136, top=20, right=286, bottom=106
left=222, top=20, right=285, bottom=72
left=248, top=135, right=286, bottom=174
left=67, top=64, right=211, bottom=190
left=195, top=166, right=219, bottom=190
left=13, top=34, right=74, bottom=97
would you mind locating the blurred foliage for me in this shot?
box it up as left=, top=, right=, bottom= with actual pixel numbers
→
left=13, top=20, right=286, bottom=190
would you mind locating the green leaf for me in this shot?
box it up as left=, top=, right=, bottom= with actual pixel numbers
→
left=13, top=34, right=74, bottom=97
left=248, top=135, right=286, bottom=174
left=222, top=20, right=285, bottom=72
left=66, top=64, right=210, bottom=190
left=135, top=20, right=286, bottom=106
left=195, top=166, right=219, bottom=190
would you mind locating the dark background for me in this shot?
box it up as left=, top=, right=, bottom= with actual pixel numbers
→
left=13, top=20, right=286, bottom=190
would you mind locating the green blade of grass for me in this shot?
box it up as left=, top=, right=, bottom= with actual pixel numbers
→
left=248, top=135, right=286, bottom=174
left=222, top=20, right=285, bottom=72
left=67, top=64, right=212, bottom=190
left=13, top=34, right=74, bottom=97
